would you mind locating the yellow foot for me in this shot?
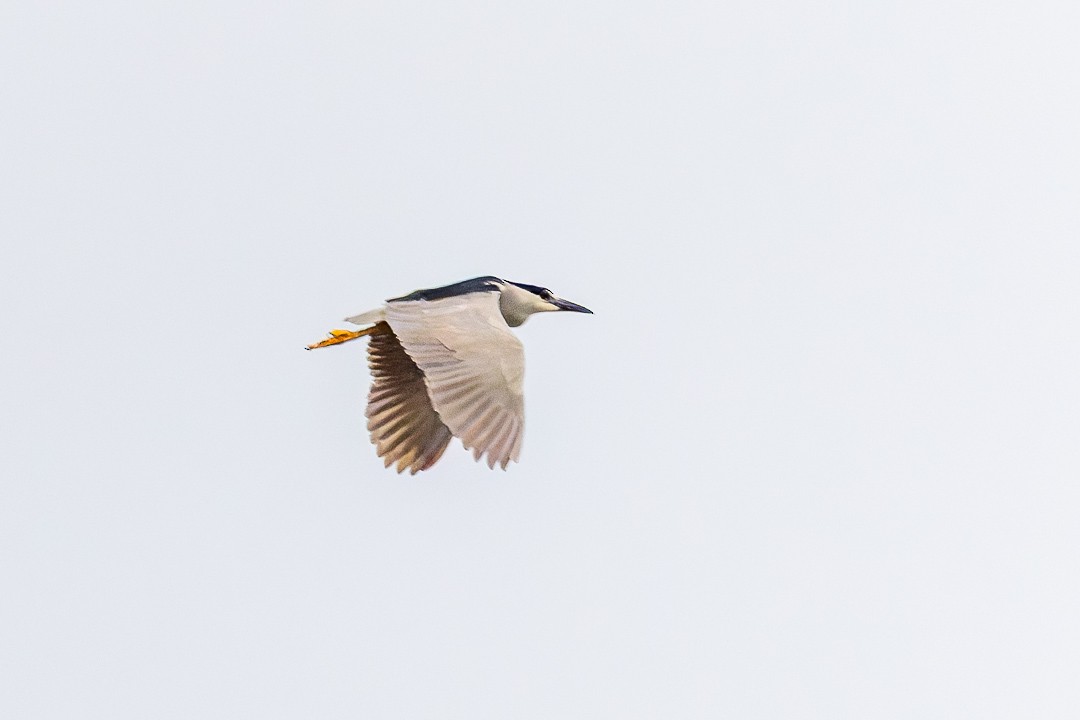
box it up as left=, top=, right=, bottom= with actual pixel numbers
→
left=305, top=328, right=370, bottom=350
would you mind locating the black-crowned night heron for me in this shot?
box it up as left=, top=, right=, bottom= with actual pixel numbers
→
left=307, top=276, right=593, bottom=473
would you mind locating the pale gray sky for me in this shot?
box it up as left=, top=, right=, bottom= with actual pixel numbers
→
left=3, top=1, right=1079, bottom=718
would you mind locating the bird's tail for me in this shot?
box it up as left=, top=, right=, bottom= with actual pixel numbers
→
left=305, top=323, right=386, bottom=351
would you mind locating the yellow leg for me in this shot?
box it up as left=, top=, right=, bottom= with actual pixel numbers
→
left=305, top=324, right=384, bottom=350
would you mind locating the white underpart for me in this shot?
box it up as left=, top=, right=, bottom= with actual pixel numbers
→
left=496, top=282, right=559, bottom=327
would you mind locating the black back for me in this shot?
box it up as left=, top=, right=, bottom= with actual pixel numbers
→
left=388, top=276, right=504, bottom=303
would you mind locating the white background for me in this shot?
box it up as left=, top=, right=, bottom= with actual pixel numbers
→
left=3, top=1, right=1079, bottom=717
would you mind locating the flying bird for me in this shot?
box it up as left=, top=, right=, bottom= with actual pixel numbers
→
left=307, top=276, right=593, bottom=473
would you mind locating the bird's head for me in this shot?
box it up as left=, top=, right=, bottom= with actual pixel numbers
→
left=499, top=280, right=593, bottom=327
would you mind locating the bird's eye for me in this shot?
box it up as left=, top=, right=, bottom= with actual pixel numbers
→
left=540, top=290, right=552, bottom=300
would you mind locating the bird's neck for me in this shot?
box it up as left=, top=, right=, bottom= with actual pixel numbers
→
left=498, top=283, right=551, bottom=327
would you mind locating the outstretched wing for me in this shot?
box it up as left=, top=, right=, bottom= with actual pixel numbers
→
left=385, top=294, right=524, bottom=470
left=366, top=323, right=453, bottom=474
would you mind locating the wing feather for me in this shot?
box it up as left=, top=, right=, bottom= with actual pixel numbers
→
left=365, top=323, right=453, bottom=474
left=385, top=294, right=525, bottom=470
